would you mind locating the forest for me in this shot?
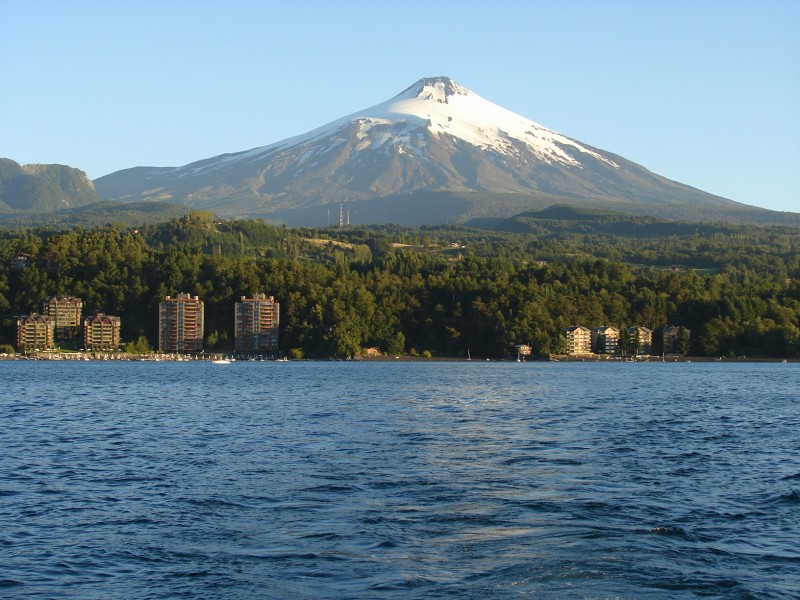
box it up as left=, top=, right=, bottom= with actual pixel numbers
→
left=1, top=208, right=799, bottom=359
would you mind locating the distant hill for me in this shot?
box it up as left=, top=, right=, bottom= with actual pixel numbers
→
left=487, top=205, right=737, bottom=237
left=0, top=158, right=100, bottom=212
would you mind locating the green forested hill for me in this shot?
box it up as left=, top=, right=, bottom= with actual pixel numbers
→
left=1, top=211, right=798, bottom=358
left=0, top=158, right=187, bottom=227
left=0, top=159, right=100, bottom=212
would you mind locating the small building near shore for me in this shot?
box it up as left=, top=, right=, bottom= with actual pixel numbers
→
left=84, top=313, right=122, bottom=352
left=662, top=325, right=690, bottom=355
left=514, top=344, right=532, bottom=359
left=16, top=313, right=54, bottom=352
left=627, top=326, right=653, bottom=355
left=566, top=325, right=592, bottom=355
left=592, top=325, right=620, bottom=355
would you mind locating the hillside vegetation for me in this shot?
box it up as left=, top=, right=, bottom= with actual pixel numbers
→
left=0, top=159, right=100, bottom=213
left=1, top=209, right=798, bottom=358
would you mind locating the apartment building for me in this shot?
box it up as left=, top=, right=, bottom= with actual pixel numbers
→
left=83, top=314, right=122, bottom=352
left=16, top=313, right=54, bottom=352
left=235, top=294, right=280, bottom=355
left=565, top=325, right=592, bottom=355
left=42, top=296, right=82, bottom=341
left=662, top=325, right=690, bottom=355
left=592, top=325, right=620, bottom=355
left=626, top=326, right=653, bottom=355
left=159, top=293, right=204, bottom=353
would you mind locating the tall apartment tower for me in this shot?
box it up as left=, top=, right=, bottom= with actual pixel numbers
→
left=16, top=314, right=54, bottom=352
left=84, top=314, right=122, bottom=352
left=235, top=294, right=280, bottom=356
left=41, top=296, right=82, bottom=341
left=159, top=293, right=204, bottom=353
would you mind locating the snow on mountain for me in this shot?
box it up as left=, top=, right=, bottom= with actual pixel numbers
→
left=198, top=76, right=618, bottom=173
left=333, top=76, right=618, bottom=168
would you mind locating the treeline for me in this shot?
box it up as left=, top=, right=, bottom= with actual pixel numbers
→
left=1, top=211, right=799, bottom=358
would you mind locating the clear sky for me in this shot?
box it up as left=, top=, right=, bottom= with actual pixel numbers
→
left=2, top=0, right=798, bottom=213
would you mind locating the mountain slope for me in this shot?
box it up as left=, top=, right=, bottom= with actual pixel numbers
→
left=0, top=158, right=100, bottom=213
left=94, top=77, right=769, bottom=225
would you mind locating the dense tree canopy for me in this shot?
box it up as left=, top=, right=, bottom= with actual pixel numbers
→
left=2, top=211, right=798, bottom=358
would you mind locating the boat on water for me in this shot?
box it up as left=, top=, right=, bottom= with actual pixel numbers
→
left=211, top=358, right=232, bottom=364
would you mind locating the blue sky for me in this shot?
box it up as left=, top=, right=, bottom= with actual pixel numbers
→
left=2, top=0, right=798, bottom=213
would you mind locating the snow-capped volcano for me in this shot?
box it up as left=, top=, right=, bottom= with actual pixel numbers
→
left=337, top=76, right=618, bottom=168
left=95, top=76, right=741, bottom=225
left=250, top=75, right=618, bottom=170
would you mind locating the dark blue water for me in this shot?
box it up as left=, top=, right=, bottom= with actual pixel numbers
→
left=1, top=361, right=798, bottom=598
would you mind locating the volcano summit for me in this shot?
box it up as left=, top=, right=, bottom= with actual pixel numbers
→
left=95, top=76, right=760, bottom=226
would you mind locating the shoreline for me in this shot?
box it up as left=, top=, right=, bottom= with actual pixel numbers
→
left=2, top=353, right=796, bottom=364
left=360, top=355, right=799, bottom=364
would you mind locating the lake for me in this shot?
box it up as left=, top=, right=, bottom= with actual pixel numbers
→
left=1, top=361, right=798, bottom=598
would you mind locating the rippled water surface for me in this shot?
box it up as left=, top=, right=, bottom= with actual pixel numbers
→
left=1, top=361, right=799, bottom=598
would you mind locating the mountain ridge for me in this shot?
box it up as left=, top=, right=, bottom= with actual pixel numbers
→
left=0, top=158, right=100, bottom=213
